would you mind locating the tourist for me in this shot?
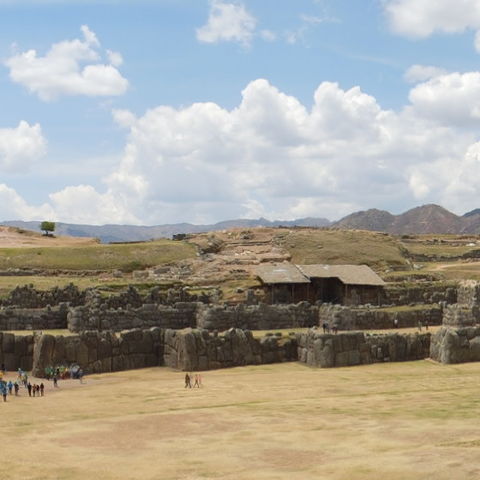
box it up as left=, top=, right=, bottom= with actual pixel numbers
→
left=40, top=383, right=44, bottom=396
left=322, top=322, right=328, bottom=334
left=0, top=381, right=7, bottom=402
left=78, top=369, right=84, bottom=384
left=36, top=385, right=40, bottom=396
left=393, top=318, right=399, bottom=329
left=32, top=384, right=36, bottom=397
left=27, top=382, right=32, bottom=397
left=14, top=382, right=19, bottom=396
left=7, top=381, right=13, bottom=395
left=193, top=374, right=200, bottom=388
left=184, top=373, right=191, bottom=388
left=53, top=376, right=58, bottom=388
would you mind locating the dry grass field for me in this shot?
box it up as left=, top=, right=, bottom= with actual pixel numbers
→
left=2, top=361, right=480, bottom=480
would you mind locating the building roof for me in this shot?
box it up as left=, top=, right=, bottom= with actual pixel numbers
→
left=256, top=263, right=310, bottom=284
left=297, top=264, right=386, bottom=287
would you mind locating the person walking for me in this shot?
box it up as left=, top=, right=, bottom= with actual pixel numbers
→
left=53, top=376, right=58, bottom=388
left=184, top=373, right=191, bottom=388
left=40, top=383, right=44, bottom=396
left=27, top=382, right=32, bottom=397
left=14, top=382, right=19, bottom=396
left=193, top=374, right=200, bottom=388
left=7, top=381, right=13, bottom=395
left=0, top=381, right=7, bottom=402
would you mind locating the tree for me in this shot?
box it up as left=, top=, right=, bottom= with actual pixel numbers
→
left=40, top=221, right=56, bottom=237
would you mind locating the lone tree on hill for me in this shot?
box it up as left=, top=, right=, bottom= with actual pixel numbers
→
left=40, top=221, right=56, bottom=237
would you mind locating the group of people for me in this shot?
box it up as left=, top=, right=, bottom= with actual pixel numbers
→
left=0, top=369, right=46, bottom=402
left=184, top=373, right=202, bottom=388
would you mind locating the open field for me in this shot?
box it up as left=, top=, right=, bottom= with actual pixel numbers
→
left=2, top=361, right=480, bottom=480
left=0, top=239, right=196, bottom=272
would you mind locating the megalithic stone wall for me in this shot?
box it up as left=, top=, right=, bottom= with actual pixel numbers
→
left=430, top=327, right=480, bottom=364
left=297, top=330, right=431, bottom=368
left=0, top=332, right=34, bottom=371
left=162, top=328, right=298, bottom=371
left=32, top=328, right=165, bottom=377
left=31, top=328, right=298, bottom=376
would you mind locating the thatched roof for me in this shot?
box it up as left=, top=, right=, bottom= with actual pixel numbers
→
left=256, top=264, right=310, bottom=284
left=297, top=264, right=385, bottom=287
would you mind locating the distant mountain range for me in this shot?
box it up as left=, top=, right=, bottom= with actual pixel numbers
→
left=5, top=204, right=480, bottom=243
left=333, top=204, right=480, bottom=235
left=2, top=217, right=331, bottom=243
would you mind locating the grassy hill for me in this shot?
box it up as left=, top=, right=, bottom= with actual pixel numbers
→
left=0, top=239, right=196, bottom=271
left=275, top=229, right=409, bottom=270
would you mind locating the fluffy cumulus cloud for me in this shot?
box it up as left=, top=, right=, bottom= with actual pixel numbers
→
left=0, top=121, right=46, bottom=172
left=409, top=72, right=480, bottom=125
left=196, top=0, right=257, bottom=46
left=384, top=0, right=480, bottom=38
left=5, top=25, right=128, bottom=101
left=0, top=184, right=53, bottom=221
left=5, top=76, right=480, bottom=224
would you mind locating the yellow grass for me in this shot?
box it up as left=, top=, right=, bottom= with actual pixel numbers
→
left=2, top=361, right=480, bottom=479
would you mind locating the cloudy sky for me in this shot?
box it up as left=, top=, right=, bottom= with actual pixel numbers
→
left=1, top=0, right=480, bottom=225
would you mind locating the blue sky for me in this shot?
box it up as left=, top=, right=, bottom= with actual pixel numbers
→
left=1, top=0, right=480, bottom=224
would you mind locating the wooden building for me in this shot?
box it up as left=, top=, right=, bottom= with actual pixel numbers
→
left=257, top=264, right=385, bottom=306
left=256, top=263, right=311, bottom=304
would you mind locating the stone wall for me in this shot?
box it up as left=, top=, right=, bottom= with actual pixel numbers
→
left=163, top=328, right=297, bottom=371
left=31, top=328, right=297, bottom=376
left=383, top=283, right=457, bottom=306
left=196, top=302, right=319, bottom=331
left=67, top=302, right=199, bottom=332
left=319, top=304, right=442, bottom=330
left=0, top=332, right=34, bottom=371
left=1, top=284, right=85, bottom=308
left=0, top=304, right=68, bottom=331
left=430, top=326, right=480, bottom=364
left=297, top=330, right=431, bottom=368
left=32, top=328, right=165, bottom=377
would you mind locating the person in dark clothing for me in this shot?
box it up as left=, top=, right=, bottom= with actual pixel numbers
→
left=184, top=373, right=191, bottom=388
left=27, top=382, right=32, bottom=397
left=40, top=383, right=44, bottom=396
left=32, top=384, right=36, bottom=397
left=14, top=382, right=19, bottom=396
left=53, top=376, right=58, bottom=388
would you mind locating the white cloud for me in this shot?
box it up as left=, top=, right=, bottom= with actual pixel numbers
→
left=404, top=64, right=448, bottom=83
left=0, top=184, right=53, bottom=221
left=196, top=0, right=257, bottom=47
left=0, top=121, right=46, bottom=172
left=5, top=77, right=480, bottom=224
left=5, top=25, right=128, bottom=101
left=384, top=0, right=480, bottom=38
left=409, top=72, right=480, bottom=125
